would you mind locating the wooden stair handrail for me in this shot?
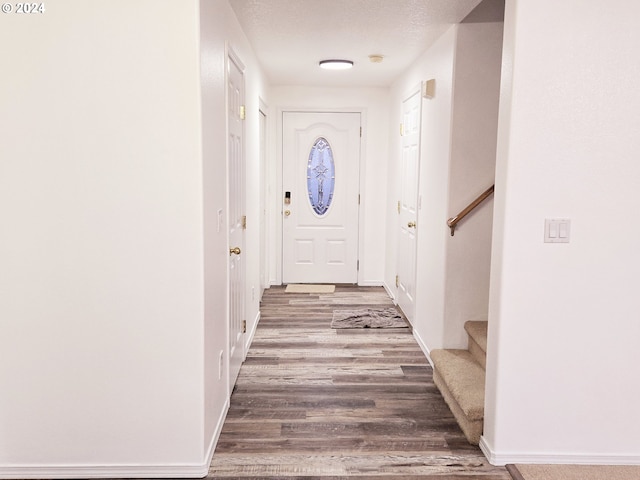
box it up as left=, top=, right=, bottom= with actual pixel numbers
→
left=447, top=185, right=495, bottom=236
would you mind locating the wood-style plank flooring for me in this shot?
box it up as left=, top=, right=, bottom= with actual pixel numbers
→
left=209, top=285, right=510, bottom=479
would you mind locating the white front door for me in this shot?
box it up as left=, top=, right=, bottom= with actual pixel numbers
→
left=228, top=52, right=245, bottom=392
left=396, top=91, right=421, bottom=323
left=282, top=112, right=361, bottom=284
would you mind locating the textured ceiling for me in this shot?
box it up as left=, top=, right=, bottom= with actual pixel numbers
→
left=229, top=0, right=484, bottom=87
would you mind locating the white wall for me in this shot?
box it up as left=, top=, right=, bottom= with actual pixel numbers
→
left=388, top=20, right=502, bottom=354
left=0, top=0, right=205, bottom=476
left=200, top=0, right=230, bottom=461
left=268, top=86, right=390, bottom=286
left=0, top=0, right=270, bottom=476
left=388, top=27, right=457, bottom=351
left=444, top=21, right=503, bottom=348
left=200, top=0, right=268, bottom=460
left=483, top=0, right=640, bottom=465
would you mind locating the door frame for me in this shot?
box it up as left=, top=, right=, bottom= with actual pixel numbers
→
left=226, top=44, right=246, bottom=396
left=275, top=107, right=366, bottom=285
left=395, top=86, right=423, bottom=324
left=259, top=99, right=269, bottom=296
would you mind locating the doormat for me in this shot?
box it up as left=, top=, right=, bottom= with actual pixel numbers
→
left=285, top=284, right=336, bottom=294
left=331, top=307, right=408, bottom=329
left=507, top=464, right=640, bottom=480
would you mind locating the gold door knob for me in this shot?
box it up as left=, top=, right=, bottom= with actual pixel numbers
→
left=284, top=210, right=291, bottom=217
left=407, top=221, right=416, bottom=228
left=229, top=247, right=241, bottom=255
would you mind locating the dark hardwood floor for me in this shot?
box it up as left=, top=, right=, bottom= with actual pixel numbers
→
left=209, top=285, right=510, bottom=479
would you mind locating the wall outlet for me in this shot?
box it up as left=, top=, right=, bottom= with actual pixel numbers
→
left=217, top=209, right=223, bottom=233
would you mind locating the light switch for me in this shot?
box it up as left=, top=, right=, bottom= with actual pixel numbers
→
left=559, top=222, right=569, bottom=238
left=545, top=219, right=570, bottom=243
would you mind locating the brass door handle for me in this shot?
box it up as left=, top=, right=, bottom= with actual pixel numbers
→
left=229, top=247, right=241, bottom=255
left=284, top=210, right=291, bottom=217
left=407, top=221, right=416, bottom=228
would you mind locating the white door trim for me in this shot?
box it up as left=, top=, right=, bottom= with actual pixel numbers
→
left=281, top=111, right=361, bottom=283
left=259, top=98, right=269, bottom=295
left=396, top=87, right=422, bottom=323
left=275, top=107, right=367, bottom=285
left=225, top=44, right=246, bottom=396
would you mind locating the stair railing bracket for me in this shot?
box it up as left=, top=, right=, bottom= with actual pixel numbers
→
left=446, top=185, right=494, bottom=237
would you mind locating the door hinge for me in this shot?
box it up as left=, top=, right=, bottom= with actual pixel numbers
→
left=242, top=319, right=247, bottom=333
left=395, top=275, right=399, bottom=288
left=239, top=105, right=246, bottom=120
left=357, top=260, right=360, bottom=271
left=242, top=215, right=247, bottom=230
left=360, top=126, right=362, bottom=137
left=397, top=200, right=401, bottom=214
left=400, top=123, right=404, bottom=136
left=358, top=194, right=361, bottom=205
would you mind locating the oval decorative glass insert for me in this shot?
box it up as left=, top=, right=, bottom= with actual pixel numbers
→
left=307, top=137, right=335, bottom=216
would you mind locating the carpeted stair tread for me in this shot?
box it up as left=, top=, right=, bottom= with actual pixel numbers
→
left=464, top=321, right=488, bottom=353
left=464, top=321, right=488, bottom=369
left=431, top=349, right=485, bottom=421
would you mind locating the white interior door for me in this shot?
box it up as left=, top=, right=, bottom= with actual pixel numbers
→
left=228, top=52, right=245, bottom=392
left=282, top=112, right=361, bottom=284
left=397, top=92, right=421, bottom=323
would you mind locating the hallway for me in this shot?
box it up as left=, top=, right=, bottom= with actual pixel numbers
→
left=209, top=286, right=509, bottom=478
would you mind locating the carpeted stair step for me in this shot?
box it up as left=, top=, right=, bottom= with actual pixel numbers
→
left=431, top=349, right=485, bottom=445
left=464, top=321, right=488, bottom=369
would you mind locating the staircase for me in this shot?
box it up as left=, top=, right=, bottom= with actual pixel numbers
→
left=430, top=321, right=487, bottom=445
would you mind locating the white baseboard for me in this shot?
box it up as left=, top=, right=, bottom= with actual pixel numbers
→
left=358, top=280, right=384, bottom=287
left=479, top=436, right=503, bottom=466
left=1, top=400, right=232, bottom=479
left=205, top=395, right=231, bottom=473
left=382, top=281, right=396, bottom=302
left=411, top=324, right=434, bottom=368
left=244, top=310, right=260, bottom=356
left=479, top=436, right=640, bottom=466
left=0, top=463, right=208, bottom=479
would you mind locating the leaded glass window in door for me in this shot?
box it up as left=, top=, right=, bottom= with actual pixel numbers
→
left=307, top=137, right=335, bottom=216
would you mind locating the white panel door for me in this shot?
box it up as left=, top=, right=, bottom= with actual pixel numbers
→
left=228, top=52, right=245, bottom=393
left=397, top=92, right=421, bottom=323
left=282, top=112, right=361, bottom=284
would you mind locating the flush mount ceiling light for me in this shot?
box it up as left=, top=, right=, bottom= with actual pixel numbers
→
left=319, top=59, right=354, bottom=70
